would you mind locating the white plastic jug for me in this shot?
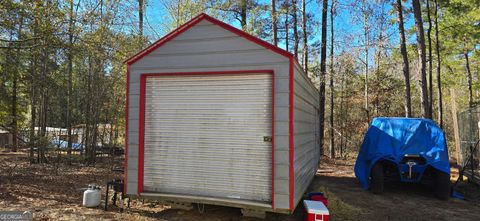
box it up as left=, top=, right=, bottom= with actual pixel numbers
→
left=83, top=185, right=101, bottom=207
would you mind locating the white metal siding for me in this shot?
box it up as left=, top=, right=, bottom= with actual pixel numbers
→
left=127, top=19, right=291, bottom=209
left=293, top=64, right=320, bottom=207
left=143, top=73, right=272, bottom=202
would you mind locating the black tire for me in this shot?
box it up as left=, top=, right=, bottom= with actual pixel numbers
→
left=370, top=163, right=384, bottom=194
left=434, top=170, right=451, bottom=200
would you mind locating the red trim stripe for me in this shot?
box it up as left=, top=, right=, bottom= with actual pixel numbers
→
left=288, top=57, right=295, bottom=211
left=271, top=72, right=275, bottom=210
left=124, top=65, right=130, bottom=194
left=125, top=13, right=294, bottom=66
left=137, top=70, right=275, bottom=208
left=141, top=70, right=273, bottom=77
left=126, top=13, right=206, bottom=65
left=138, top=75, right=146, bottom=194
left=202, top=15, right=293, bottom=58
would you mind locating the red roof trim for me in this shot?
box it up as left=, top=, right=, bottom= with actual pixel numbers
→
left=201, top=15, right=293, bottom=58
left=288, top=57, right=295, bottom=211
left=125, top=13, right=294, bottom=65
left=126, top=13, right=206, bottom=65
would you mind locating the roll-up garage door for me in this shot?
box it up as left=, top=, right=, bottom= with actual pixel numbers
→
left=143, top=73, right=272, bottom=203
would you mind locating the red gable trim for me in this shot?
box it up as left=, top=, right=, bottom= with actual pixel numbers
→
left=288, top=58, right=295, bottom=211
left=201, top=15, right=293, bottom=58
left=125, top=13, right=294, bottom=65
left=126, top=13, right=206, bottom=65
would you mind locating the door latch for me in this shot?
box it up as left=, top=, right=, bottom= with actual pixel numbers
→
left=263, top=136, right=272, bottom=142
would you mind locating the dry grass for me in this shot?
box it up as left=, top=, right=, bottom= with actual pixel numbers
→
left=314, top=156, right=480, bottom=221
left=0, top=150, right=282, bottom=221
left=312, top=186, right=361, bottom=221
left=2, top=150, right=480, bottom=221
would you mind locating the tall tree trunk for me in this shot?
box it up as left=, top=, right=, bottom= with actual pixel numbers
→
left=285, top=1, right=290, bottom=51
left=339, top=66, right=346, bottom=158
left=292, top=0, right=299, bottom=59
left=362, top=1, right=370, bottom=121
left=86, top=57, right=93, bottom=162
left=12, top=75, right=17, bottom=152
left=114, top=123, right=119, bottom=146
left=29, top=85, right=36, bottom=162
left=329, top=0, right=335, bottom=159
left=91, top=124, right=99, bottom=165
left=38, top=26, right=48, bottom=163
left=40, top=60, right=48, bottom=163
left=240, top=0, right=247, bottom=31
left=302, top=0, right=308, bottom=72
left=412, top=0, right=430, bottom=118
left=11, top=20, right=23, bottom=152
left=67, top=0, right=74, bottom=163
left=426, top=0, right=433, bottom=117
left=374, top=34, right=382, bottom=115
left=465, top=51, right=474, bottom=108
left=138, top=0, right=144, bottom=35
left=434, top=0, right=443, bottom=127
left=108, top=124, right=114, bottom=146
left=30, top=1, right=40, bottom=163
left=85, top=125, right=91, bottom=161
left=343, top=85, right=350, bottom=158
left=272, top=0, right=278, bottom=46
left=396, top=0, right=412, bottom=117
left=319, top=0, right=328, bottom=155
left=373, top=1, right=386, bottom=115
left=285, top=2, right=290, bottom=51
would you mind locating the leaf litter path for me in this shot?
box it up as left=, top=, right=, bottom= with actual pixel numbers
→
left=1, top=151, right=479, bottom=221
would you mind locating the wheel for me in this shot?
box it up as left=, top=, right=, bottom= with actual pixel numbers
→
left=434, top=170, right=450, bottom=200
left=370, top=162, right=384, bottom=194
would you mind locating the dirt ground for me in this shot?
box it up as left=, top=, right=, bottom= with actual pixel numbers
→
left=1, top=150, right=480, bottom=221
left=313, top=158, right=480, bottom=221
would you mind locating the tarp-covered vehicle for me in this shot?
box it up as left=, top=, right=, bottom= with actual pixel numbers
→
left=354, top=117, right=451, bottom=199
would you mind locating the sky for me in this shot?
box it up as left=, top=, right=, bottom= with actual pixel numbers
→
left=131, top=0, right=417, bottom=62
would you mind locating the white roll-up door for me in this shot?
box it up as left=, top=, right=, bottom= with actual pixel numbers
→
left=143, top=73, right=272, bottom=203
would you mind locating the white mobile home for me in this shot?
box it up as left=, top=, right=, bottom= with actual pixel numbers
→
left=124, top=13, right=319, bottom=214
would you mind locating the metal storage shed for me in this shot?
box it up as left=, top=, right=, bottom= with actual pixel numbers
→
left=124, top=13, right=320, bottom=214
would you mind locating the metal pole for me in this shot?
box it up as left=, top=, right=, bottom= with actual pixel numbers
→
left=104, top=183, right=109, bottom=211
left=471, top=144, right=475, bottom=183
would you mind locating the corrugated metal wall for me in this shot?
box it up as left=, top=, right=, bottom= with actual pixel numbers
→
left=293, top=63, right=320, bottom=207
left=142, top=74, right=272, bottom=202
left=127, top=20, right=292, bottom=209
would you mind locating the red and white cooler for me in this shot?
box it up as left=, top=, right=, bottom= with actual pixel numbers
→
left=304, top=200, right=329, bottom=221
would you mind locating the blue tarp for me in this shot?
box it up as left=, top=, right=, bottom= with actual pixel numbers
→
left=354, top=117, right=450, bottom=190
left=51, top=139, right=84, bottom=150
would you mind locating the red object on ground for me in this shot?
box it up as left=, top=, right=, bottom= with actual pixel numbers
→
left=310, top=195, right=329, bottom=207
left=304, top=200, right=329, bottom=221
